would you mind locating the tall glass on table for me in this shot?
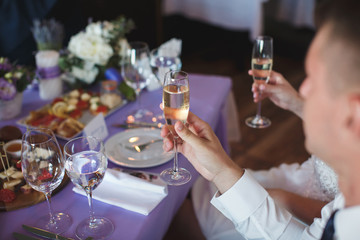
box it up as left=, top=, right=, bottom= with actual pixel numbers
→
left=245, top=36, right=273, bottom=128
left=150, top=47, right=182, bottom=124
left=64, top=136, right=114, bottom=240
left=21, top=128, right=72, bottom=234
left=121, top=41, right=153, bottom=123
left=161, top=70, right=191, bottom=185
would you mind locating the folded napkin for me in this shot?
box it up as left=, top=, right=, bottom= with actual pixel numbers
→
left=72, top=168, right=168, bottom=215
left=158, top=38, right=182, bottom=58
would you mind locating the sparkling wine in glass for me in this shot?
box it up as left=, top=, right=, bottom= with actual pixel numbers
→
left=160, top=70, right=191, bottom=185
left=121, top=41, right=154, bottom=123
left=64, top=136, right=114, bottom=240
left=21, top=128, right=72, bottom=234
left=246, top=36, right=273, bottom=128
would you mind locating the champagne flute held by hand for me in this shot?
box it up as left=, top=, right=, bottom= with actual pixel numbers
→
left=246, top=36, right=273, bottom=129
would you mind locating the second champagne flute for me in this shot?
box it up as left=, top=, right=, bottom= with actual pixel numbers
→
left=160, top=70, right=191, bottom=185
left=64, top=136, right=114, bottom=240
left=245, top=36, right=273, bottom=128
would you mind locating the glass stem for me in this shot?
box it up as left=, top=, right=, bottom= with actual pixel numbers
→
left=136, top=88, right=142, bottom=110
left=44, top=192, right=55, bottom=225
left=85, top=188, right=96, bottom=228
left=256, top=91, right=263, bottom=117
left=173, top=137, right=179, bottom=175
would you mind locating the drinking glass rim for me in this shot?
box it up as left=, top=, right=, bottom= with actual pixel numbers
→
left=165, top=70, right=188, bottom=82
left=128, top=41, right=149, bottom=51
left=22, top=127, right=57, bottom=145
left=255, top=36, right=273, bottom=41
left=63, top=135, right=103, bottom=156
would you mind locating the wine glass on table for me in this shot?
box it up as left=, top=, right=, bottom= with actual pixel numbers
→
left=21, top=128, right=72, bottom=234
left=160, top=70, right=191, bottom=185
left=245, top=36, right=273, bottom=128
left=64, top=136, right=114, bottom=240
left=150, top=46, right=182, bottom=84
left=121, top=41, right=154, bottom=123
left=150, top=47, right=182, bottom=125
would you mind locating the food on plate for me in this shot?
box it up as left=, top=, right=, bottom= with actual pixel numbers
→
left=0, top=125, right=22, bottom=142
left=21, top=88, right=123, bottom=138
left=0, top=189, right=16, bottom=203
left=3, top=139, right=22, bottom=159
left=101, top=92, right=122, bottom=109
left=20, top=184, right=32, bottom=194
left=57, top=118, right=85, bottom=138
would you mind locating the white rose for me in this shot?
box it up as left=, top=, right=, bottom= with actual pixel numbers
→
left=86, top=21, right=114, bottom=39
left=68, top=32, right=113, bottom=65
left=118, top=38, right=130, bottom=58
left=71, top=65, right=99, bottom=84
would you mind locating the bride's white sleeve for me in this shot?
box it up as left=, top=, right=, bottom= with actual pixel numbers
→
left=246, top=157, right=314, bottom=194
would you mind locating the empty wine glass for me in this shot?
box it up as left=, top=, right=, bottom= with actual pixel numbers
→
left=245, top=36, right=273, bottom=128
left=64, top=136, right=114, bottom=240
left=121, top=41, right=154, bottom=123
left=160, top=70, right=191, bottom=185
left=21, top=128, right=72, bottom=234
left=150, top=46, right=182, bottom=84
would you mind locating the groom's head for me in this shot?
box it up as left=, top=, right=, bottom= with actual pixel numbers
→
left=300, top=0, right=360, bottom=203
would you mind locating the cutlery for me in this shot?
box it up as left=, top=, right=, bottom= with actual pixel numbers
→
left=112, top=121, right=162, bottom=129
left=119, top=139, right=163, bottom=152
left=22, top=225, right=71, bottom=240
left=13, top=232, right=42, bottom=240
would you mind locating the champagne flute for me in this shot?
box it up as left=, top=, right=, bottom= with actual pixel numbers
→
left=64, top=136, right=114, bottom=240
left=121, top=41, right=154, bottom=123
left=160, top=70, right=191, bottom=185
left=245, top=36, right=273, bottom=128
left=21, top=128, right=72, bottom=234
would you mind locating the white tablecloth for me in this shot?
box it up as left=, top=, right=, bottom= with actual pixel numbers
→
left=276, top=0, right=316, bottom=29
left=163, top=0, right=268, bottom=40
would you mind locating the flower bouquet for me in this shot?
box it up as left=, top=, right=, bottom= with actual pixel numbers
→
left=59, top=16, right=135, bottom=89
left=0, top=58, right=34, bottom=120
left=31, top=18, right=64, bottom=51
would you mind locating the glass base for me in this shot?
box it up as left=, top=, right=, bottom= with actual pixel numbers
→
left=245, top=115, right=271, bottom=129
left=127, top=109, right=154, bottom=123
left=160, top=168, right=191, bottom=186
left=76, top=217, right=114, bottom=240
left=36, top=212, right=72, bottom=234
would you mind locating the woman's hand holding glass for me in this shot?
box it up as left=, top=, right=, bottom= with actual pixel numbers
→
left=246, top=36, right=273, bottom=128
left=249, top=70, right=304, bottom=119
left=21, top=128, right=72, bottom=234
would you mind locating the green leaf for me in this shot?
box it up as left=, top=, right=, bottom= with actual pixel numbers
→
left=118, top=81, right=136, bottom=101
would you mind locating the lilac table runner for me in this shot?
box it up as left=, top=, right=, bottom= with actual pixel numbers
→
left=0, top=74, right=232, bottom=240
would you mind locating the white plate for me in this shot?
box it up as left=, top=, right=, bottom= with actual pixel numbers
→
left=105, top=128, right=174, bottom=168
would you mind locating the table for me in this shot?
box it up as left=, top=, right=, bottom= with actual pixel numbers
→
left=0, top=73, right=232, bottom=240
left=163, top=0, right=268, bottom=40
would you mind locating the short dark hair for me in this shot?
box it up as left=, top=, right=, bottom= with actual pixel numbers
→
left=314, top=0, right=360, bottom=91
left=315, top=0, right=360, bottom=41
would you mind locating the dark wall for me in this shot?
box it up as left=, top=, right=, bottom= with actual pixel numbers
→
left=0, top=0, right=161, bottom=65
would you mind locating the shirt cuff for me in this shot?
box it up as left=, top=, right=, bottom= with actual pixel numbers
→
left=210, top=170, right=268, bottom=222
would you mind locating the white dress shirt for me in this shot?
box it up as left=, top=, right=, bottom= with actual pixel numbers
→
left=210, top=170, right=360, bottom=239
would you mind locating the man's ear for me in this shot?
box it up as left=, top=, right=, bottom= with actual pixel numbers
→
left=348, top=95, right=360, bottom=138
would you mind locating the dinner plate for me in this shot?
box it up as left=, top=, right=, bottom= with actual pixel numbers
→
left=105, top=128, right=174, bottom=168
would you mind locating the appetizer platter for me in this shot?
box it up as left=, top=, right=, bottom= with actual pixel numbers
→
left=0, top=125, right=68, bottom=211
left=17, top=88, right=126, bottom=140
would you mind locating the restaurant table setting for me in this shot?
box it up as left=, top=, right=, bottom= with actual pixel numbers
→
left=0, top=72, right=233, bottom=239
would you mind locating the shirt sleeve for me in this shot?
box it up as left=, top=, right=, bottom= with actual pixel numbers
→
left=210, top=170, right=335, bottom=240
